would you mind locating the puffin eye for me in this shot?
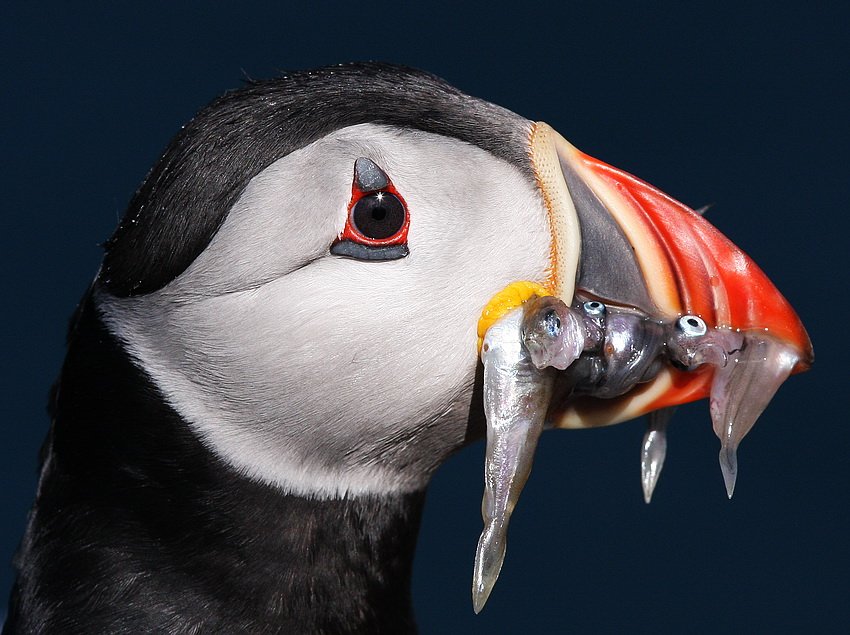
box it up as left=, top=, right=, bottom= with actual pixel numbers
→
left=331, top=157, right=410, bottom=261
left=351, top=192, right=406, bottom=240
left=676, top=314, right=708, bottom=337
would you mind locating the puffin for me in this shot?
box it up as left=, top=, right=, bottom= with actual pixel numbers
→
left=3, top=63, right=812, bottom=634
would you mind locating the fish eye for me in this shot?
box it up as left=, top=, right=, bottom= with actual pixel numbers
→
left=543, top=309, right=561, bottom=336
left=676, top=314, right=708, bottom=337
left=583, top=300, right=606, bottom=317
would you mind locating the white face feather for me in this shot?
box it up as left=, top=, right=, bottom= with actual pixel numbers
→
left=98, top=123, right=552, bottom=499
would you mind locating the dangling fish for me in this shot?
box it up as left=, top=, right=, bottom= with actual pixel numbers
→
left=474, top=293, right=585, bottom=612
left=664, top=315, right=801, bottom=498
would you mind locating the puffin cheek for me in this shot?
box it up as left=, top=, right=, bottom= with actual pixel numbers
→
left=249, top=264, right=476, bottom=462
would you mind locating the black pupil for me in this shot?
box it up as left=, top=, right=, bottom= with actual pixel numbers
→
left=352, top=192, right=405, bottom=240
left=687, top=318, right=699, bottom=328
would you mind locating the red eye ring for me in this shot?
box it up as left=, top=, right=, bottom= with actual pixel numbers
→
left=331, top=158, right=411, bottom=261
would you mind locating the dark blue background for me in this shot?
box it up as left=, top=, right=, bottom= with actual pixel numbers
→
left=2, top=2, right=848, bottom=632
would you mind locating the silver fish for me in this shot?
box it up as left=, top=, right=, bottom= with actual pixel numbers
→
left=473, top=302, right=553, bottom=612
left=474, top=296, right=587, bottom=611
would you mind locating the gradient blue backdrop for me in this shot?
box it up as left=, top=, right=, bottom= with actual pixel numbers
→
left=2, top=2, right=848, bottom=632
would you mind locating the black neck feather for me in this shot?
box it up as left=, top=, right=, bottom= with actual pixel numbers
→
left=4, top=293, right=424, bottom=634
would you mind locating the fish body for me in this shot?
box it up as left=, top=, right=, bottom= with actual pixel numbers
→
left=474, top=306, right=554, bottom=612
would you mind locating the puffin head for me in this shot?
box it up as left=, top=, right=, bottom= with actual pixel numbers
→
left=96, top=64, right=553, bottom=499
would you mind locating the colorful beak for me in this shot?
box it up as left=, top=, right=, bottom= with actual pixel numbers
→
left=529, top=122, right=813, bottom=494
